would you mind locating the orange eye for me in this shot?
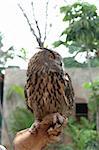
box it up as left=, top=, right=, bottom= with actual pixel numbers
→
left=49, top=54, right=55, bottom=59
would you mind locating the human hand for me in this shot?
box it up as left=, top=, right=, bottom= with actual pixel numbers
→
left=29, top=113, right=67, bottom=147
left=13, top=113, right=68, bottom=150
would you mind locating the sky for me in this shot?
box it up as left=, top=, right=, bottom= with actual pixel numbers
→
left=0, top=0, right=99, bottom=69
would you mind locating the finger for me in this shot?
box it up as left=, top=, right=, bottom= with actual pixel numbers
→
left=47, top=127, right=62, bottom=136
left=48, top=134, right=62, bottom=143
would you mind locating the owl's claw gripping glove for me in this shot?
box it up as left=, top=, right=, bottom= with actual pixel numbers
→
left=13, top=113, right=68, bottom=150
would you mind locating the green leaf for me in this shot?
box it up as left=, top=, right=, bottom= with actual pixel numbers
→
left=65, top=145, right=74, bottom=150
left=9, top=107, right=34, bottom=135
left=53, top=40, right=63, bottom=47
left=17, top=48, right=27, bottom=61
left=80, top=117, right=95, bottom=129
left=60, top=5, right=71, bottom=13
left=61, top=29, right=67, bottom=36
left=84, top=140, right=99, bottom=150
left=68, top=45, right=80, bottom=54
left=63, top=15, right=72, bottom=21
left=63, top=57, right=87, bottom=68
left=83, top=82, right=92, bottom=89
left=60, top=6, right=67, bottom=13
left=6, top=85, right=25, bottom=100
left=88, top=99, right=97, bottom=112
left=55, top=2, right=99, bottom=65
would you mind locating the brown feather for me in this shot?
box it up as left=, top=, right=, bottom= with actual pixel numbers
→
left=25, top=48, right=74, bottom=121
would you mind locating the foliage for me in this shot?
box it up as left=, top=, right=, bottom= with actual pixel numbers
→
left=53, top=2, right=99, bottom=67
left=6, top=84, right=34, bottom=136
left=63, top=57, right=99, bottom=68
left=0, top=47, right=15, bottom=67
left=64, top=117, right=98, bottom=150
left=46, top=144, right=74, bottom=150
left=60, top=2, right=99, bottom=51
left=9, top=107, right=34, bottom=135
left=84, top=140, right=99, bottom=150
left=0, top=32, right=15, bottom=72
left=63, top=57, right=87, bottom=68
left=6, top=84, right=25, bottom=100
left=88, top=58, right=99, bottom=67
left=0, top=32, right=3, bottom=48
left=84, top=80, right=99, bottom=113
left=46, top=117, right=98, bottom=150
left=84, top=79, right=99, bottom=131
left=17, top=48, right=27, bottom=61
left=0, top=32, right=27, bottom=73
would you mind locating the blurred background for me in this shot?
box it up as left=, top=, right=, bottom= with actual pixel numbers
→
left=0, top=0, right=99, bottom=149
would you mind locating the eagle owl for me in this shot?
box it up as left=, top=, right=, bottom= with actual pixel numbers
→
left=25, top=48, right=74, bottom=122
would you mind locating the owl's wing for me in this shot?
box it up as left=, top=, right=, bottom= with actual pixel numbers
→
left=24, top=78, right=34, bottom=113
left=64, top=73, right=74, bottom=108
left=44, top=71, right=74, bottom=118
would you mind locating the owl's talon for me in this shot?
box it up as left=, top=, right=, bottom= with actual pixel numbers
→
left=53, top=113, right=57, bottom=124
left=29, top=120, right=40, bottom=133
left=52, top=113, right=68, bottom=130
left=57, top=113, right=64, bottom=125
left=54, top=113, right=64, bottom=125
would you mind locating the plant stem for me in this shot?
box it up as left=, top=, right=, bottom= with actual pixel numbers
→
left=86, top=49, right=99, bottom=132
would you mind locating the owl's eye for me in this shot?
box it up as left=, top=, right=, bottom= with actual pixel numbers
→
left=60, top=62, right=62, bottom=66
left=50, top=55, right=54, bottom=58
left=49, top=54, right=55, bottom=59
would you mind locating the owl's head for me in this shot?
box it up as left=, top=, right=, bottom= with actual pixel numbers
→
left=38, top=48, right=63, bottom=67
left=28, top=48, right=64, bottom=73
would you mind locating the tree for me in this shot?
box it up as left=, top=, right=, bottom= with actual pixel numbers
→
left=0, top=32, right=27, bottom=73
left=53, top=2, right=99, bottom=67
left=0, top=32, right=15, bottom=73
left=0, top=33, right=28, bottom=148
left=65, top=117, right=99, bottom=150
left=53, top=1, right=99, bottom=133
left=84, top=80, right=99, bottom=131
